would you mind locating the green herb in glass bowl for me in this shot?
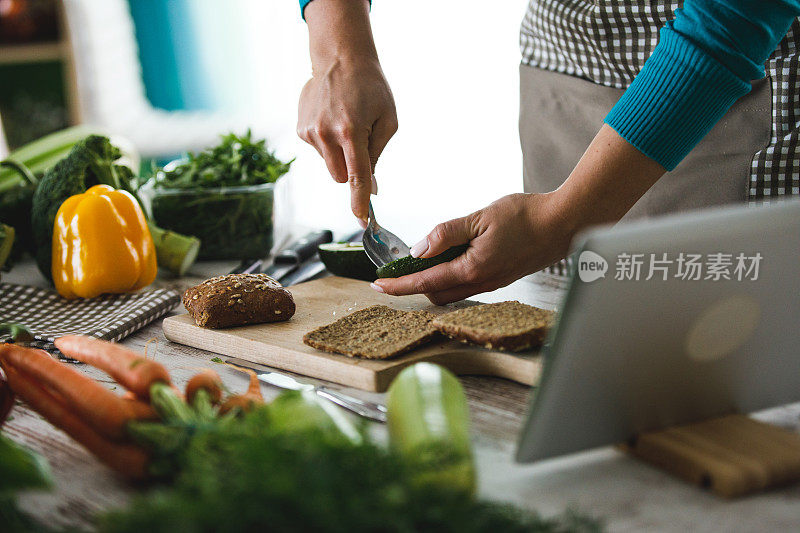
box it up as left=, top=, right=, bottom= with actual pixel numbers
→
left=140, top=131, right=293, bottom=261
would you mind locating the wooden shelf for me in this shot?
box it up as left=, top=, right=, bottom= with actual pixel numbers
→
left=0, top=42, right=66, bottom=66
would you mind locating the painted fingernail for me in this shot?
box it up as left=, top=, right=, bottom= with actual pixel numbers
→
left=370, top=175, right=378, bottom=195
left=410, top=239, right=429, bottom=258
left=370, top=283, right=385, bottom=293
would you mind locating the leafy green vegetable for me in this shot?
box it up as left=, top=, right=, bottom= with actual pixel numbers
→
left=145, top=131, right=292, bottom=260
left=0, top=366, right=600, bottom=533
left=0, top=433, right=53, bottom=533
left=0, top=323, right=34, bottom=345
left=30, top=135, right=199, bottom=278
left=105, top=404, right=600, bottom=533
left=147, top=183, right=274, bottom=260
left=0, top=434, right=52, bottom=497
left=155, top=130, right=292, bottom=189
left=107, top=375, right=600, bottom=533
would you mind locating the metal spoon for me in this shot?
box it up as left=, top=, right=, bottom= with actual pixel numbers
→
left=362, top=201, right=411, bottom=267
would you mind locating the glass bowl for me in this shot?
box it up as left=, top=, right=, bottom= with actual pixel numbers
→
left=138, top=167, right=276, bottom=261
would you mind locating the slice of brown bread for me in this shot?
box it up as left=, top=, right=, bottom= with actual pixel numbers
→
left=431, top=301, right=555, bottom=352
left=303, top=305, right=438, bottom=359
left=183, top=273, right=295, bottom=329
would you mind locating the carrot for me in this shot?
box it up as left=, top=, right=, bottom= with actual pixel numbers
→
left=219, top=369, right=264, bottom=415
left=3, top=365, right=149, bottom=479
left=0, top=372, right=13, bottom=426
left=186, top=369, right=223, bottom=405
left=0, top=344, right=157, bottom=440
left=54, top=336, right=171, bottom=399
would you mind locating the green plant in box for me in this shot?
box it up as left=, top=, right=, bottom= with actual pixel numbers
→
left=145, top=131, right=293, bottom=260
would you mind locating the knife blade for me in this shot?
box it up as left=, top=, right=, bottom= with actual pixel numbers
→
left=281, top=259, right=328, bottom=286
left=225, top=357, right=388, bottom=423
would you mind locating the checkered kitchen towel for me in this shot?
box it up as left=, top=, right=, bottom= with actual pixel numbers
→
left=0, top=283, right=180, bottom=353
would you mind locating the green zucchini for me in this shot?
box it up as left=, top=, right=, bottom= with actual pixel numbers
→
left=269, top=389, right=362, bottom=445
left=376, top=244, right=469, bottom=278
left=318, top=242, right=377, bottom=281
left=386, top=362, right=475, bottom=495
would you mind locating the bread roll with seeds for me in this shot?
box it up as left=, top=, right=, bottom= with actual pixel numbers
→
left=182, top=273, right=295, bottom=328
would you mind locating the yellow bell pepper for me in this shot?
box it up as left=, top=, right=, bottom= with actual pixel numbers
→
left=52, top=184, right=157, bottom=299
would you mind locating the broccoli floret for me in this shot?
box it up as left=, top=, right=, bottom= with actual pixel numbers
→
left=31, top=135, right=136, bottom=278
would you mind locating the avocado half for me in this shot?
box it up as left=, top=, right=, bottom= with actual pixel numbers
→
left=318, top=242, right=378, bottom=282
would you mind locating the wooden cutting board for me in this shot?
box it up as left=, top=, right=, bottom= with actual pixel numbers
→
left=162, top=276, right=543, bottom=392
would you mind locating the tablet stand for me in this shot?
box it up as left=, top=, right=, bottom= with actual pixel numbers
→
left=619, top=414, right=800, bottom=498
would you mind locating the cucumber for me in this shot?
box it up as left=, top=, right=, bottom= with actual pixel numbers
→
left=0, top=224, right=15, bottom=273
left=376, top=244, right=468, bottom=279
left=318, top=242, right=377, bottom=282
left=386, top=362, right=475, bottom=495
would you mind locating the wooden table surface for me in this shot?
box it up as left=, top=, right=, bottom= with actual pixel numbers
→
left=3, top=261, right=800, bottom=532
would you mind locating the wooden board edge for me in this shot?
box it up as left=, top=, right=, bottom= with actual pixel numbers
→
left=374, top=349, right=543, bottom=392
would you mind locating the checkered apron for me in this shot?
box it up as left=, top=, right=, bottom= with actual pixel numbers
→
left=520, top=0, right=800, bottom=203
left=520, top=1, right=800, bottom=276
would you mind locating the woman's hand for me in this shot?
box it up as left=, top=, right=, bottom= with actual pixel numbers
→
left=298, top=59, right=397, bottom=222
left=298, top=0, right=397, bottom=223
left=371, top=192, right=575, bottom=305
left=371, top=125, right=668, bottom=304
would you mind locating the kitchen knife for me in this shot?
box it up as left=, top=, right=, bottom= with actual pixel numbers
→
left=281, top=259, right=328, bottom=286
left=230, top=230, right=333, bottom=277
left=262, top=229, right=333, bottom=281
left=281, top=229, right=365, bottom=286
left=225, top=357, right=388, bottom=423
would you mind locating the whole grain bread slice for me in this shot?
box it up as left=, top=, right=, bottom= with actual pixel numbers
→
left=431, top=301, right=555, bottom=352
left=303, top=305, right=438, bottom=359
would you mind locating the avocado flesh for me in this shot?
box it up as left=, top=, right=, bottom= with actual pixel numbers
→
left=376, top=244, right=468, bottom=279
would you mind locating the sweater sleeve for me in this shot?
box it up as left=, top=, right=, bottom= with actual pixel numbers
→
left=300, top=0, right=371, bottom=20
left=604, top=0, right=800, bottom=171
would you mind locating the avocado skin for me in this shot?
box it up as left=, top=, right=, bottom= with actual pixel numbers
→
left=376, top=244, right=469, bottom=278
left=318, top=244, right=378, bottom=282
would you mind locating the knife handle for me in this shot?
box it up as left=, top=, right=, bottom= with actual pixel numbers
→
left=315, top=387, right=388, bottom=423
left=273, top=230, right=333, bottom=265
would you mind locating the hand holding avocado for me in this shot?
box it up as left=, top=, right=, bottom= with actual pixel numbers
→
left=372, top=192, right=574, bottom=305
